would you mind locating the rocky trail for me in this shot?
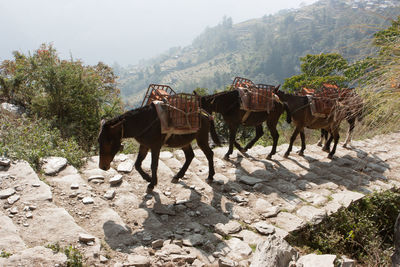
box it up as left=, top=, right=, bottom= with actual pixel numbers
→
left=1, top=132, right=400, bottom=266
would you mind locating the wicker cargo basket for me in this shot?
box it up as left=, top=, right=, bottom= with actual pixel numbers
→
left=166, top=93, right=201, bottom=132
left=141, top=84, right=176, bottom=107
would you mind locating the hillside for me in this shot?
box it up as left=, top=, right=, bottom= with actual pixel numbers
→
left=116, top=0, right=400, bottom=107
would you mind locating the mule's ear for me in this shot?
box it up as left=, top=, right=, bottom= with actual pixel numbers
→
left=275, top=84, right=281, bottom=91
left=100, top=119, right=106, bottom=126
left=193, top=90, right=198, bottom=95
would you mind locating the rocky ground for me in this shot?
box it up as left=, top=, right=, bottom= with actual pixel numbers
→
left=0, top=132, right=399, bottom=266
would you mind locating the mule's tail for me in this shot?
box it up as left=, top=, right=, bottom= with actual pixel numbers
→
left=209, top=119, right=222, bottom=146
left=284, top=104, right=292, bottom=124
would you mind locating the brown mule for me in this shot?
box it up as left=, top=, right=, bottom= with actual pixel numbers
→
left=98, top=104, right=219, bottom=193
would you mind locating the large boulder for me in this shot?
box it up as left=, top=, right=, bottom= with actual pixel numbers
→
left=250, top=234, right=298, bottom=267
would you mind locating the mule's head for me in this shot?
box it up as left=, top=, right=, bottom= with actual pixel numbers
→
left=273, top=85, right=290, bottom=102
left=98, top=119, right=125, bottom=170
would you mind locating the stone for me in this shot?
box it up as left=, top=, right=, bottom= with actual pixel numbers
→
left=88, top=175, right=105, bottom=182
left=82, top=197, right=94, bottom=204
left=331, top=190, right=364, bottom=208
left=153, top=203, right=176, bottom=216
left=262, top=206, right=281, bottom=218
left=110, top=174, right=123, bottom=185
left=41, top=157, right=68, bottom=175
left=392, top=213, right=400, bottom=266
left=253, top=198, right=273, bottom=214
left=215, top=221, right=242, bottom=236
left=340, top=255, right=355, bottom=267
left=125, top=254, right=150, bottom=267
left=296, top=254, right=336, bottom=267
left=0, top=188, right=16, bottom=199
left=99, top=255, right=108, bottom=263
left=26, top=212, right=33, bottom=219
left=296, top=205, right=326, bottom=224
left=0, top=157, right=11, bottom=167
left=70, top=184, right=79, bottom=189
left=226, top=237, right=253, bottom=260
left=7, top=194, right=20, bottom=205
left=79, top=233, right=96, bottom=243
left=117, top=160, right=134, bottom=173
left=104, top=189, right=116, bottom=200
left=252, top=222, right=275, bottom=235
left=10, top=207, right=18, bottom=214
left=250, top=235, right=298, bottom=267
left=182, top=234, right=204, bottom=247
left=269, top=212, right=305, bottom=233
left=0, top=212, right=27, bottom=252
left=239, top=175, right=263, bottom=185
left=0, top=246, right=67, bottom=266
left=218, top=257, right=238, bottom=267
left=151, top=239, right=164, bottom=249
left=159, top=151, right=174, bottom=160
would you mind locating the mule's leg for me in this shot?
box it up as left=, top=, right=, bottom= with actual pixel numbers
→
left=317, top=129, right=327, bottom=147
left=172, top=144, right=194, bottom=183
left=197, top=136, right=215, bottom=183
left=285, top=128, right=300, bottom=158
left=224, top=124, right=239, bottom=159
left=147, top=146, right=161, bottom=193
left=343, top=118, right=355, bottom=148
left=266, top=120, right=279, bottom=159
left=244, top=125, right=264, bottom=152
left=328, top=131, right=340, bottom=159
left=135, top=145, right=150, bottom=182
left=323, top=133, right=333, bottom=152
left=298, top=130, right=306, bottom=156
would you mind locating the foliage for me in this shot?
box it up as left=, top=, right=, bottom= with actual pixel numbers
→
left=117, top=2, right=400, bottom=104
left=0, top=111, right=86, bottom=171
left=46, top=243, right=84, bottom=267
left=0, top=44, right=123, bottom=150
left=287, top=190, right=400, bottom=266
left=282, top=53, right=365, bottom=91
left=0, top=250, right=12, bottom=258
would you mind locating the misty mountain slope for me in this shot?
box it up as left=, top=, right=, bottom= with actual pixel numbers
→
left=117, top=0, right=400, bottom=107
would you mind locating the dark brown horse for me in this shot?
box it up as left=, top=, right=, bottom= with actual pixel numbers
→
left=199, top=88, right=290, bottom=160
left=274, top=88, right=345, bottom=159
left=98, top=103, right=219, bottom=193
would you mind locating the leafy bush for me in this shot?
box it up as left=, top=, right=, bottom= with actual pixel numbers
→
left=0, top=111, right=87, bottom=171
left=0, top=44, right=123, bottom=151
left=288, top=190, right=400, bottom=266
left=46, top=243, right=83, bottom=267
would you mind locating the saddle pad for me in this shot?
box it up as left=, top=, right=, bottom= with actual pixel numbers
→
left=147, top=89, right=170, bottom=105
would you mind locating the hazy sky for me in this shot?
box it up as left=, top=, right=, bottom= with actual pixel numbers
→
left=0, top=0, right=318, bottom=66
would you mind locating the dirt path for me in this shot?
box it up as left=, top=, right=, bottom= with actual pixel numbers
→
left=1, top=132, right=399, bottom=266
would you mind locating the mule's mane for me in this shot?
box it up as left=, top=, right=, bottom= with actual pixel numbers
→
left=105, top=105, right=152, bottom=127
left=202, top=90, right=237, bottom=101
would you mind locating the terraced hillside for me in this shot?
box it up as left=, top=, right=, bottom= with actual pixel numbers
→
left=0, top=132, right=399, bottom=266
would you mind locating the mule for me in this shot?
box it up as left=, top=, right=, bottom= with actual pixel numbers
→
left=274, top=88, right=346, bottom=159
left=198, top=88, right=290, bottom=160
left=98, top=103, right=220, bottom=193
left=318, top=91, right=364, bottom=148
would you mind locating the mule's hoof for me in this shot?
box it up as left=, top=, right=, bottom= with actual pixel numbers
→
left=342, top=144, right=348, bottom=148
left=327, top=154, right=333, bottom=159
left=317, top=142, right=322, bottom=147
left=267, top=154, right=272, bottom=160
left=171, top=177, right=179, bottom=184
left=223, top=155, right=230, bottom=161
left=206, top=178, right=213, bottom=184
left=298, top=151, right=304, bottom=156
left=284, top=153, right=289, bottom=158
left=322, top=147, right=330, bottom=152
left=146, top=186, right=154, bottom=194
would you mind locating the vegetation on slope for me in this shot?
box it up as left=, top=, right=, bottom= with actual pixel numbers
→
left=118, top=0, right=400, bottom=107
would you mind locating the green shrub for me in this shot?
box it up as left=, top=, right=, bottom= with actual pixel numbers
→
left=46, top=243, right=83, bottom=267
left=288, top=190, right=400, bottom=266
left=0, top=112, right=87, bottom=171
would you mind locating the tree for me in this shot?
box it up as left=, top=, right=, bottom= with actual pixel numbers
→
left=0, top=44, right=123, bottom=150
left=283, top=53, right=350, bottom=91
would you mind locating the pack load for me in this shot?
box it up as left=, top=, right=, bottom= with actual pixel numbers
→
left=142, top=84, right=201, bottom=135
left=230, top=77, right=276, bottom=113
left=300, top=83, right=339, bottom=118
